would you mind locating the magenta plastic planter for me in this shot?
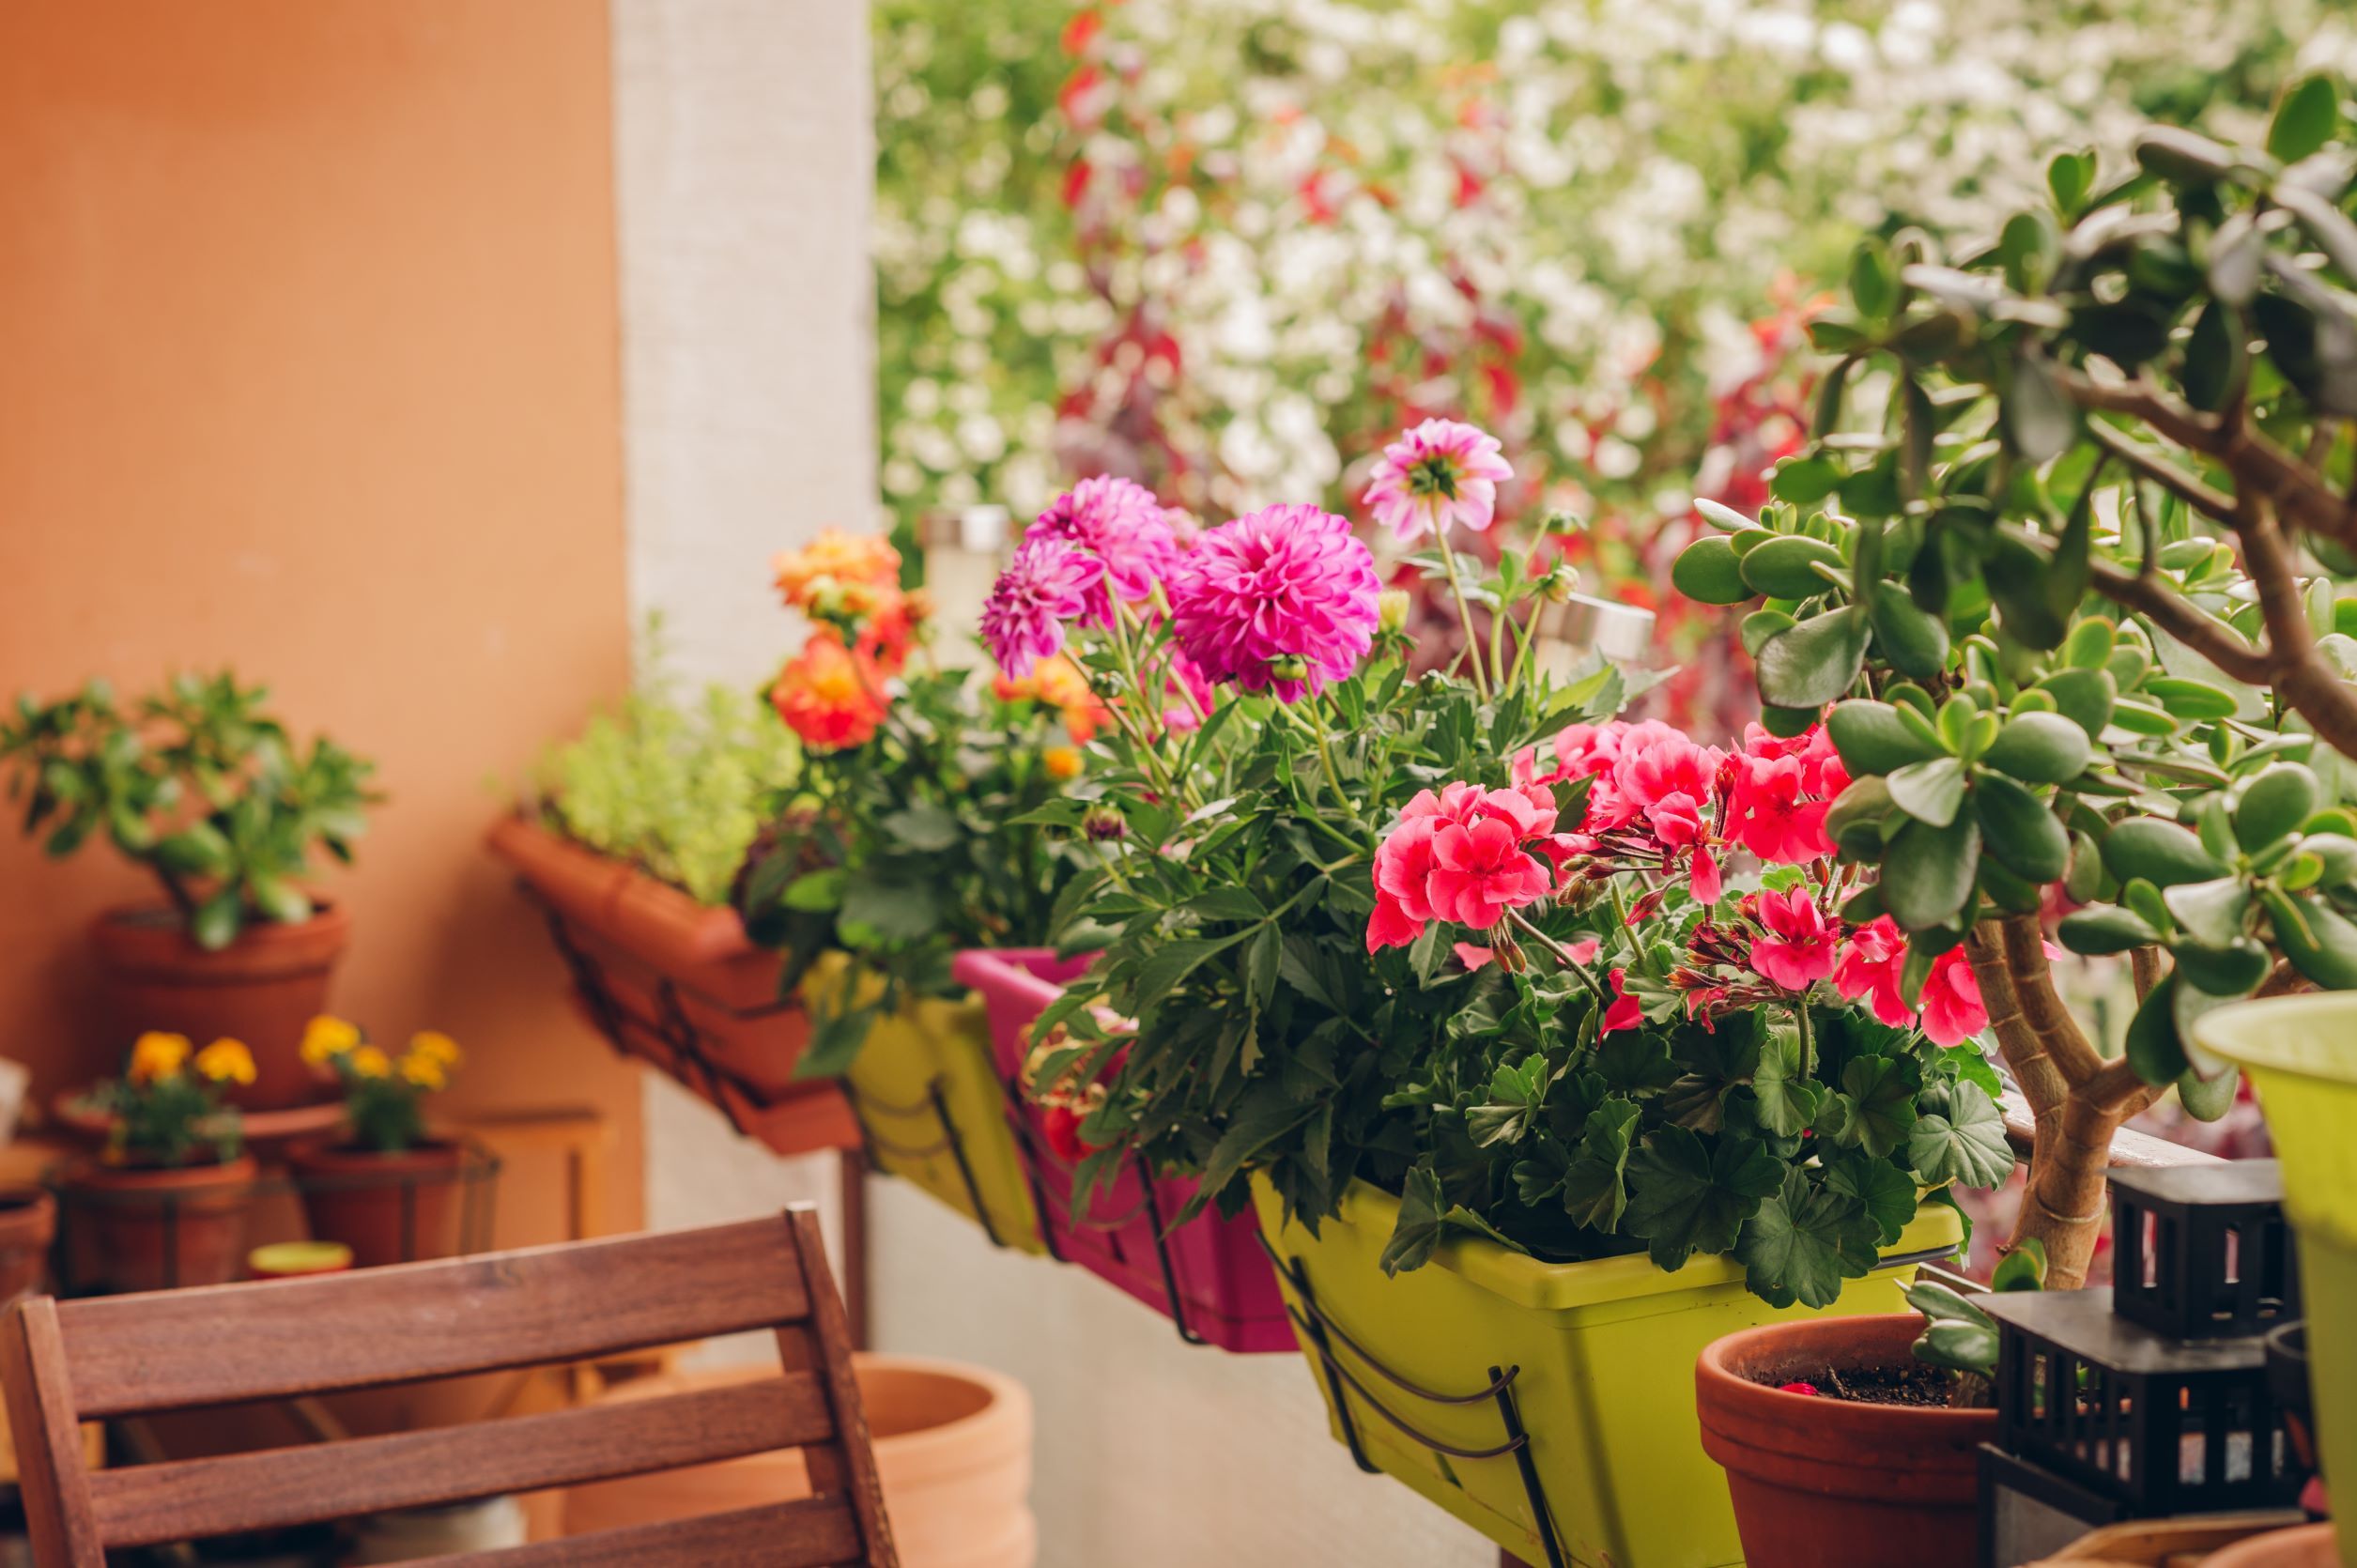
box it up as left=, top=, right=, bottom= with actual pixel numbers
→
left=952, top=947, right=1294, bottom=1353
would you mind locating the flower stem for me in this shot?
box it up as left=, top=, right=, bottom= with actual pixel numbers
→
left=1506, top=908, right=1607, bottom=1002
left=1795, top=999, right=1814, bottom=1084
left=1437, top=544, right=1492, bottom=702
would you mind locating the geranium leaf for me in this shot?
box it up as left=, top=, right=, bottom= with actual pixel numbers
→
left=1825, top=1154, right=1919, bottom=1246
left=1624, top=1127, right=1783, bottom=1272
left=1905, top=1080, right=2013, bottom=1188
left=1836, top=1054, right=1921, bottom=1159
left=1736, top=1170, right=1880, bottom=1309
left=1559, top=1096, right=1641, bottom=1233
left=1749, top=1030, right=1827, bottom=1139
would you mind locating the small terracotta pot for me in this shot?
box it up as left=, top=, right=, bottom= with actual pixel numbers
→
left=65, top=1155, right=258, bottom=1293
left=287, top=1140, right=470, bottom=1268
left=1697, top=1313, right=1997, bottom=1568
left=560, top=1354, right=1034, bottom=1567
left=90, top=901, right=351, bottom=1112
left=0, top=1186, right=57, bottom=1304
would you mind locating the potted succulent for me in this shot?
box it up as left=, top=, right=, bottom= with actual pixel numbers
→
left=729, top=530, right=1095, bottom=1249
left=978, top=424, right=1980, bottom=1561
left=65, top=1031, right=258, bottom=1291
left=486, top=627, right=849, bottom=1152
left=286, top=1018, right=474, bottom=1268
left=1, top=670, right=377, bottom=1110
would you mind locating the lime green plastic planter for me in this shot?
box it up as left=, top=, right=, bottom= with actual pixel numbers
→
left=1252, top=1175, right=1964, bottom=1568
left=807, top=955, right=1044, bottom=1254
left=2196, top=993, right=2357, bottom=1568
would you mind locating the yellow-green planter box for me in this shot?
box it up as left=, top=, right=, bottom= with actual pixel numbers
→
left=808, top=955, right=1043, bottom=1254
left=1252, top=1174, right=1964, bottom=1568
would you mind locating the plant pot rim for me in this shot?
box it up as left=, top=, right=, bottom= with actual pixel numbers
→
left=68, top=1151, right=259, bottom=1188
left=1264, top=1176, right=1964, bottom=1314
left=1697, top=1313, right=1998, bottom=1453
left=2196, top=992, right=2357, bottom=1090
left=90, top=899, right=351, bottom=972
left=485, top=814, right=754, bottom=966
left=288, top=1137, right=466, bottom=1167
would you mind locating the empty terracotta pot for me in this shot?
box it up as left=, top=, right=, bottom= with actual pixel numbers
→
left=286, top=1140, right=471, bottom=1268
left=1697, top=1313, right=1996, bottom=1568
left=91, top=901, right=350, bottom=1112
left=0, top=1186, right=56, bottom=1304
left=64, top=1155, right=258, bottom=1293
left=561, top=1354, right=1033, bottom=1567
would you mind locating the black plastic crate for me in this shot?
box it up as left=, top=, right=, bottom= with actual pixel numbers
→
left=2109, top=1160, right=2298, bottom=1340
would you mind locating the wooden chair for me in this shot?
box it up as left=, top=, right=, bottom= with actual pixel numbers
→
left=0, top=1207, right=896, bottom=1567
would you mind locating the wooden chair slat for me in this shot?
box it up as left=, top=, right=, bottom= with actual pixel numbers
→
left=401, top=1496, right=864, bottom=1568
left=54, top=1219, right=809, bottom=1417
left=87, top=1372, right=835, bottom=1546
left=790, top=1209, right=897, bottom=1568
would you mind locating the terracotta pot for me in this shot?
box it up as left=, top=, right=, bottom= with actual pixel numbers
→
left=0, top=1186, right=56, bottom=1304
left=287, top=1140, right=471, bottom=1268
left=90, top=901, right=350, bottom=1112
left=560, top=1354, right=1034, bottom=1567
left=485, top=818, right=858, bottom=1153
left=65, top=1155, right=258, bottom=1293
left=1697, top=1313, right=1997, bottom=1568
left=2205, top=1525, right=2344, bottom=1567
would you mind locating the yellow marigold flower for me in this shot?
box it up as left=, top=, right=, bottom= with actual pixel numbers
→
left=408, top=1029, right=462, bottom=1069
left=399, top=1053, right=448, bottom=1091
left=300, top=1014, right=362, bottom=1068
left=1043, top=746, right=1084, bottom=781
left=128, top=1031, right=192, bottom=1084
left=194, top=1038, right=257, bottom=1085
left=349, top=1045, right=393, bottom=1080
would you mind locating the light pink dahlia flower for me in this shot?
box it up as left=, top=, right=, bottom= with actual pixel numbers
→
left=1024, top=476, right=1179, bottom=625
left=1166, top=504, right=1380, bottom=701
left=1363, top=419, right=1514, bottom=543
left=981, top=538, right=1104, bottom=679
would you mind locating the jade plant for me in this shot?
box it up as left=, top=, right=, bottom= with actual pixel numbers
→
left=1, top=671, right=377, bottom=950
left=1672, top=76, right=2357, bottom=1287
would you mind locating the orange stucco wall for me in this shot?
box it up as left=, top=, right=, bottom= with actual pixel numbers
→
left=0, top=3, right=643, bottom=1227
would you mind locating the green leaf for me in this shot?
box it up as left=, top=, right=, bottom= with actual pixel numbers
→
left=246, top=874, right=313, bottom=925
left=1379, top=1166, right=1449, bottom=1275
left=1887, top=758, right=1966, bottom=828
left=1467, top=1053, right=1549, bottom=1147
left=2125, top=972, right=2190, bottom=1084
left=879, top=803, right=962, bottom=853
left=1672, top=536, right=1752, bottom=606
left=1755, top=610, right=1872, bottom=710
left=2269, top=73, right=2343, bottom=164
left=2103, top=819, right=2228, bottom=889
left=1182, top=886, right=1268, bottom=923
left=154, top=822, right=235, bottom=879
left=1882, top=813, right=1981, bottom=931
left=1739, top=535, right=1848, bottom=600
left=1835, top=1055, right=1920, bottom=1160
left=2058, top=904, right=2163, bottom=956
left=1993, top=1237, right=2049, bottom=1292
left=780, top=868, right=849, bottom=912
left=2006, top=356, right=2078, bottom=464
left=1770, top=455, right=1844, bottom=505
left=1916, top=1318, right=2002, bottom=1381
left=1125, top=930, right=1253, bottom=1012
left=1826, top=700, right=1948, bottom=776
left=189, top=887, right=243, bottom=952
left=1624, top=1127, right=1784, bottom=1273
left=1736, top=1170, right=1879, bottom=1309
left=839, top=877, right=942, bottom=943
left=1981, top=711, right=2092, bottom=785
left=1826, top=1154, right=1918, bottom=1247
left=1750, top=1030, right=1827, bottom=1139
left=1560, top=1097, right=1642, bottom=1232
left=2260, top=888, right=2357, bottom=989
left=1975, top=774, right=2070, bottom=884
left=2037, top=668, right=2118, bottom=740
left=1907, top=1081, right=2013, bottom=1188
left=1867, top=580, right=1951, bottom=679
left=2235, top=762, right=2321, bottom=850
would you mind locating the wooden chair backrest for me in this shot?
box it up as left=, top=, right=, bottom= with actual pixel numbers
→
left=0, top=1207, right=895, bottom=1566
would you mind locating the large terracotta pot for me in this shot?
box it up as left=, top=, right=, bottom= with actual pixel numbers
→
left=485, top=817, right=857, bottom=1154
left=64, top=1155, right=258, bottom=1293
left=287, top=1139, right=472, bottom=1268
left=1697, top=1313, right=1997, bottom=1568
left=0, top=1186, right=56, bottom=1304
left=90, top=901, right=349, bottom=1112
left=560, top=1354, right=1033, bottom=1567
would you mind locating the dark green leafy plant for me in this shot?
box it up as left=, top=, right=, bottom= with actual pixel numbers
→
left=1, top=672, right=377, bottom=950
left=1906, top=1239, right=2047, bottom=1407
left=1674, top=76, right=2357, bottom=1287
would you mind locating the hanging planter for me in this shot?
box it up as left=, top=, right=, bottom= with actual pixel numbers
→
left=485, top=816, right=857, bottom=1154
left=2198, top=993, right=2357, bottom=1565
left=954, top=948, right=1292, bottom=1352
left=1254, top=1175, right=1964, bottom=1568
left=818, top=954, right=1043, bottom=1254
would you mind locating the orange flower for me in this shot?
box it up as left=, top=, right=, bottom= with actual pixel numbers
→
left=1043, top=746, right=1084, bottom=780
left=772, top=529, right=901, bottom=610
left=769, top=631, right=888, bottom=750
left=994, top=653, right=1109, bottom=743
left=851, top=584, right=922, bottom=676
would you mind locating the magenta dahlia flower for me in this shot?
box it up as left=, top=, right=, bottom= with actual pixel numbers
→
left=1024, top=476, right=1179, bottom=625
left=1167, top=504, right=1380, bottom=700
left=1363, top=419, right=1515, bottom=543
left=981, top=538, right=1104, bottom=679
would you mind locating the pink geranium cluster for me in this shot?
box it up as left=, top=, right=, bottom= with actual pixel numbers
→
left=1367, top=782, right=1573, bottom=952
left=1513, top=718, right=1850, bottom=906
left=1832, top=915, right=1992, bottom=1047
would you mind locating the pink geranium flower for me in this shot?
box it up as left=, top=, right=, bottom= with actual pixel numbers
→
left=1726, top=751, right=1834, bottom=865
left=1168, top=504, right=1381, bottom=701
left=1918, top=948, right=1990, bottom=1047
left=1368, top=783, right=1559, bottom=952
left=981, top=538, right=1106, bottom=678
left=1603, top=968, right=1643, bottom=1033
left=1363, top=419, right=1515, bottom=543
left=1745, top=887, right=1841, bottom=992
left=1833, top=916, right=1916, bottom=1029
left=1025, top=476, right=1179, bottom=626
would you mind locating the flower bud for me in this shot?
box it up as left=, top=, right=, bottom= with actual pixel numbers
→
left=1491, top=931, right=1528, bottom=975
left=1541, top=563, right=1581, bottom=604
left=1266, top=653, right=1311, bottom=683
left=1378, top=589, right=1411, bottom=634
left=1082, top=805, right=1128, bottom=842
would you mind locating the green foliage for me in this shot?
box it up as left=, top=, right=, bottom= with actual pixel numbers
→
left=534, top=670, right=801, bottom=906
left=1, top=671, right=377, bottom=950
